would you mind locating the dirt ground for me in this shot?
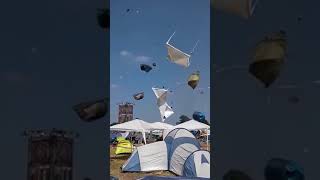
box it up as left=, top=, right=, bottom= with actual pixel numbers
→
left=110, top=143, right=210, bottom=180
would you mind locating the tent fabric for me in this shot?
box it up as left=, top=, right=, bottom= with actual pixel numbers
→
left=166, top=43, right=191, bottom=67
left=174, top=120, right=210, bottom=131
left=183, top=150, right=210, bottom=178
left=152, top=88, right=174, bottom=121
left=164, top=128, right=201, bottom=176
left=212, top=0, right=259, bottom=19
left=150, top=122, right=174, bottom=130
left=122, top=141, right=168, bottom=172
left=110, top=119, right=154, bottom=144
left=165, top=32, right=191, bottom=68
left=122, top=128, right=209, bottom=177
left=115, top=140, right=133, bottom=155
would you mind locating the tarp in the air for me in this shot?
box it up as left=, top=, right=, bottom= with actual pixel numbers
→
left=152, top=87, right=174, bottom=121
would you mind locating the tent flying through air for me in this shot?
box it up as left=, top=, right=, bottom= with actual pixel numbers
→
left=152, top=87, right=174, bottom=122
left=122, top=128, right=210, bottom=178
left=212, top=0, right=259, bottom=19
left=249, top=31, right=287, bottom=88
left=166, top=32, right=199, bottom=68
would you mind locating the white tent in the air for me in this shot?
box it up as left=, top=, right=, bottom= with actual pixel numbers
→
left=152, top=87, right=174, bottom=122
left=166, top=31, right=199, bottom=68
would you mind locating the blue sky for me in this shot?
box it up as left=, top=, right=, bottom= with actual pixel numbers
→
left=110, top=0, right=210, bottom=124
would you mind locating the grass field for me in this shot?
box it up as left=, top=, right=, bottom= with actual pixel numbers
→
left=110, top=143, right=210, bottom=180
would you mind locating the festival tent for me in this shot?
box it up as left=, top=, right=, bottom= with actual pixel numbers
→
left=110, top=119, right=154, bottom=144
left=174, top=120, right=210, bottom=150
left=122, top=128, right=210, bottom=178
left=183, top=150, right=210, bottom=178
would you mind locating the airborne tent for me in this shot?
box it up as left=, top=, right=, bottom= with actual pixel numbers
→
left=122, top=128, right=210, bottom=178
left=166, top=32, right=199, bottom=68
left=152, top=87, right=174, bottom=121
left=110, top=119, right=154, bottom=144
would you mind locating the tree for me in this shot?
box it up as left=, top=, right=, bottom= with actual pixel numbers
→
left=176, top=115, right=191, bottom=125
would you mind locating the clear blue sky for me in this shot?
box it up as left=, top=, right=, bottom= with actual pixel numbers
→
left=110, top=0, right=210, bottom=124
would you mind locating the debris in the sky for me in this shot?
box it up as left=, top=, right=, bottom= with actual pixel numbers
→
left=249, top=31, right=287, bottom=88
left=140, top=64, right=152, bottom=72
left=212, top=0, right=259, bottom=19
left=152, top=87, right=174, bottom=122
left=152, top=63, right=156, bottom=67
left=126, top=9, right=130, bottom=13
left=166, top=31, right=199, bottom=68
left=97, top=8, right=109, bottom=30
left=297, top=16, right=303, bottom=22
left=223, top=169, right=253, bottom=180
left=265, top=158, right=305, bottom=180
left=133, top=92, right=144, bottom=100
left=188, top=71, right=200, bottom=89
left=73, top=98, right=108, bottom=122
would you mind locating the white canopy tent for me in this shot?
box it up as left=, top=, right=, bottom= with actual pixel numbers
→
left=174, top=120, right=210, bottom=150
left=110, top=119, right=155, bottom=144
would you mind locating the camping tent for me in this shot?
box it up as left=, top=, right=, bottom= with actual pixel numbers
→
left=122, top=128, right=210, bottom=178
left=183, top=150, right=210, bottom=178
left=174, top=120, right=210, bottom=150
left=110, top=119, right=154, bottom=144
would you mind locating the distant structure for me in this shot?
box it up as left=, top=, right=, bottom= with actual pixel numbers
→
left=23, top=129, right=78, bottom=180
left=118, top=102, right=134, bottom=123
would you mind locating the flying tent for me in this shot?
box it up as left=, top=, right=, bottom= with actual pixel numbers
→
left=152, top=87, right=174, bottom=122
left=166, top=32, right=199, bottom=68
left=249, top=31, right=287, bottom=88
left=212, top=0, right=259, bottom=19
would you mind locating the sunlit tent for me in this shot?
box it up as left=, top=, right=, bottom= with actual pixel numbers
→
left=133, top=92, right=144, bottom=100
left=97, top=8, right=109, bottom=30
left=115, top=138, right=134, bottom=155
left=140, top=64, right=152, bottom=72
left=264, top=158, right=305, bottom=180
left=249, top=31, right=287, bottom=88
left=183, top=150, right=210, bottom=178
left=212, top=0, right=259, bottom=19
left=150, top=122, right=174, bottom=130
left=188, top=71, right=200, bottom=89
left=174, top=120, right=210, bottom=150
left=110, top=119, right=154, bottom=144
left=152, top=87, right=174, bottom=121
left=73, top=98, right=108, bottom=122
left=166, top=32, right=199, bottom=68
left=122, top=128, right=210, bottom=178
